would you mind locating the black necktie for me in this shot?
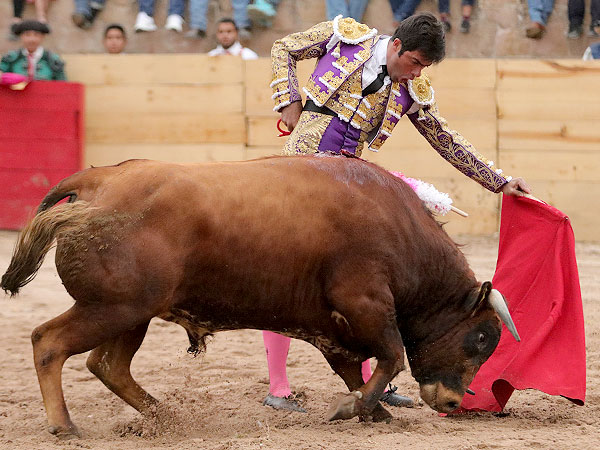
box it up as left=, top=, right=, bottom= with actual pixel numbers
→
left=362, top=65, right=388, bottom=97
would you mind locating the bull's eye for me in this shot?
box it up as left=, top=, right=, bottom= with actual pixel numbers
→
left=478, top=332, right=486, bottom=344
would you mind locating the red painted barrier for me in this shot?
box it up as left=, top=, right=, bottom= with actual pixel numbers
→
left=0, top=81, right=83, bottom=229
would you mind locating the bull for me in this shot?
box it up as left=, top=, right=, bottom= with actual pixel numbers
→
left=1, top=156, right=519, bottom=439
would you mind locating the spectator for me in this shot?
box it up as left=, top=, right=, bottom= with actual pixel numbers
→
left=34, top=0, right=51, bottom=24
left=388, top=0, right=420, bottom=28
left=187, top=1, right=252, bottom=39
left=72, top=0, right=105, bottom=29
left=208, top=18, right=258, bottom=59
left=247, top=0, right=279, bottom=28
left=567, top=0, right=600, bottom=39
left=135, top=0, right=185, bottom=32
left=525, top=0, right=555, bottom=39
left=326, top=0, right=369, bottom=21
left=0, top=20, right=66, bottom=81
left=8, top=0, right=26, bottom=41
left=103, top=24, right=127, bottom=54
left=583, top=41, right=600, bottom=59
left=437, top=0, right=475, bottom=33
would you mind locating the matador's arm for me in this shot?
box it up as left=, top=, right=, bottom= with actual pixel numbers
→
left=408, top=103, right=510, bottom=193
left=270, top=20, right=334, bottom=112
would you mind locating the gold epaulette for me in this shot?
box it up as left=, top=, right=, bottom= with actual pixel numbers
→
left=332, top=15, right=377, bottom=44
left=407, top=74, right=435, bottom=106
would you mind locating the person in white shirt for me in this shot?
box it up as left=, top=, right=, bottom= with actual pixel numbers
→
left=208, top=18, right=258, bottom=60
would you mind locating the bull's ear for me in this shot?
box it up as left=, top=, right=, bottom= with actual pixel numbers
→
left=466, top=281, right=493, bottom=315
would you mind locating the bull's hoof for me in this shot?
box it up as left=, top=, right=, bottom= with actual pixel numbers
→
left=48, top=424, right=81, bottom=440
left=370, top=403, right=393, bottom=423
left=326, top=390, right=362, bottom=421
left=263, top=394, right=307, bottom=413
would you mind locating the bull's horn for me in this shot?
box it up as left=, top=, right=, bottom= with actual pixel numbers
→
left=489, top=289, right=521, bottom=342
left=466, top=388, right=475, bottom=396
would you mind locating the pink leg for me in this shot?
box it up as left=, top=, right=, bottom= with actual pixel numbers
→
left=262, top=331, right=292, bottom=397
left=361, top=359, right=372, bottom=383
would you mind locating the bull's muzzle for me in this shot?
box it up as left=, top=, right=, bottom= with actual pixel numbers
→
left=419, top=383, right=464, bottom=413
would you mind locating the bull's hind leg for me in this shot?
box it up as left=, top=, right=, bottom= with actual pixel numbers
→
left=31, top=304, right=153, bottom=438
left=86, top=321, right=158, bottom=416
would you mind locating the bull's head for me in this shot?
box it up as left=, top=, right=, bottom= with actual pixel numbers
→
left=405, top=281, right=519, bottom=413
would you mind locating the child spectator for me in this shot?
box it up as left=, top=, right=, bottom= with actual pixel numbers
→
left=135, top=0, right=185, bottom=32
left=326, top=0, right=369, bottom=21
left=103, top=24, right=127, bottom=54
left=0, top=20, right=66, bottom=81
left=72, top=0, right=105, bottom=29
left=208, top=17, right=258, bottom=59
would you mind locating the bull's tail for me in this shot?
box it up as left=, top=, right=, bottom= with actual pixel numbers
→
left=1, top=201, right=91, bottom=297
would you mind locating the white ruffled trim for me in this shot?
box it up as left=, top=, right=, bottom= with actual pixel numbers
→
left=337, top=112, right=350, bottom=123
left=506, top=176, right=513, bottom=182
left=350, top=93, right=363, bottom=100
left=350, top=120, right=361, bottom=129
left=368, top=146, right=379, bottom=152
left=318, top=76, right=336, bottom=92
left=407, top=79, right=435, bottom=106
left=270, top=77, right=287, bottom=88
left=342, top=102, right=357, bottom=113
left=362, top=98, right=371, bottom=109
left=332, top=50, right=341, bottom=58
left=495, top=168, right=503, bottom=175
left=354, top=53, right=364, bottom=62
left=332, top=15, right=378, bottom=44
left=303, top=87, right=324, bottom=107
left=273, top=99, right=291, bottom=112
left=355, top=108, right=367, bottom=120
left=391, top=89, right=402, bottom=97
left=271, top=89, right=289, bottom=99
left=388, top=110, right=402, bottom=120
left=332, top=61, right=350, bottom=75
left=380, top=129, right=391, bottom=137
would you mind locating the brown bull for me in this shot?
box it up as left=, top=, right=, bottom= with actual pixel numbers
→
left=1, top=156, right=519, bottom=438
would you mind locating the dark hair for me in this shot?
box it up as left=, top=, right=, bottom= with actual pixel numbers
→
left=392, top=13, right=445, bottom=63
left=218, top=18, right=238, bottom=30
left=104, top=24, right=126, bottom=38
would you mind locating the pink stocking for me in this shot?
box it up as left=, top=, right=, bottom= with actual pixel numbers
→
left=361, top=359, right=372, bottom=384
left=262, top=330, right=292, bottom=397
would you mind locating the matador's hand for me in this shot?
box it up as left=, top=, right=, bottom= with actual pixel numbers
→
left=280, top=101, right=303, bottom=132
left=501, top=177, right=531, bottom=196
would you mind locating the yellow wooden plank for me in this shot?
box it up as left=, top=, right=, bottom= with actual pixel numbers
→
left=86, top=113, right=246, bottom=144
left=84, top=144, right=246, bottom=167
left=497, top=59, right=600, bottom=91
left=85, top=85, right=244, bottom=114
left=497, top=90, right=600, bottom=120
left=424, top=59, right=497, bottom=89
left=65, top=54, right=244, bottom=85
left=499, top=120, right=600, bottom=153
left=499, top=149, right=600, bottom=182
left=245, top=146, right=283, bottom=159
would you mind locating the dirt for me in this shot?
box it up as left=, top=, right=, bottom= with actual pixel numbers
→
left=0, top=231, right=598, bottom=450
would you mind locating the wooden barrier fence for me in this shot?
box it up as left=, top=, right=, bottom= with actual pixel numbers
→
left=62, top=55, right=600, bottom=241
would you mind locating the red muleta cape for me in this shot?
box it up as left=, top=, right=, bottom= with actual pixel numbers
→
left=458, top=195, right=586, bottom=412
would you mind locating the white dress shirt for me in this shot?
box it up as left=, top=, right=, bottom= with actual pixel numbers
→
left=208, top=41, right=258, bottom=60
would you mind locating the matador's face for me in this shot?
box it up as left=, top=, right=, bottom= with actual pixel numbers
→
left=386, top=38, right=432, bottom=84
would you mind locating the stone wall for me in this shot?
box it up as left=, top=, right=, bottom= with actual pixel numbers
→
left=0, top=0, right=596, bottom=58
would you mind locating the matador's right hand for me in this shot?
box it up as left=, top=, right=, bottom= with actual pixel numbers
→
left=280, top=101, right=303, bottom=132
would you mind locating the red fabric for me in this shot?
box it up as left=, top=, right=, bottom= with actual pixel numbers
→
left=458, top=195, right=586, bottom=412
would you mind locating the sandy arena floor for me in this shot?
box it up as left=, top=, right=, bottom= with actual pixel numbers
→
left=0, top=231, right=598, bottom=449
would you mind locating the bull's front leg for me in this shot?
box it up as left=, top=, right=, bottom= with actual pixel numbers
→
left=323, top=328, right=405, bottom=422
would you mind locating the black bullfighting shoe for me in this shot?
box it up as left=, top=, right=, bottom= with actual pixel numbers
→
left=379, top=384, right=414, bottom=408
left=263, top=394, right=307, bottom=413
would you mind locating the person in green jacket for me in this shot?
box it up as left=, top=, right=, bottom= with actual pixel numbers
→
left=0, top=20, right=66, bottom=81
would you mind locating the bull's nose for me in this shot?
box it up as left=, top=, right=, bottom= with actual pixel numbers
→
left=446, top=401, right=459, bottom=411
